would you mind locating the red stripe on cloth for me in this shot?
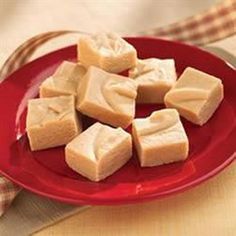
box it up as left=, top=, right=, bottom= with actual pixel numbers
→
left=2, top=31, right=79, bottom=79
left=0, top=30, right=89, bottom=80
left=140, top=0, right=236, bottom=45
left=0, top=177, right=21, bottom=216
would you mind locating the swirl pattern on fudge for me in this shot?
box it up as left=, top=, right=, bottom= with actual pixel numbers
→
left=137, top=110, right=179, bottom=136
left=32, top=98, right=73, bottom=126
left=129, top=59, right=171, bottom=84
left=102, top=79, right=137, bottom=113
left=93, top=125, right=121, bottom=161
left=91, top=32, right=130, bottom=56
left=165, top=88, right=209, bottom=102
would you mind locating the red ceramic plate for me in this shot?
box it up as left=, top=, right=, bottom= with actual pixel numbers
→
left=0, top=37, right=235, bottom=205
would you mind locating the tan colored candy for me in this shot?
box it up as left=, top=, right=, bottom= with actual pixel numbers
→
left=129, top=58, right=176, bottom=103
left=164, top=67, right=224, bottom=125
left=78, top=32, right=137, bottom=73
left=40, top=61, right=86, bottom=98
left=132, top=109, right=189, bottom=167
left=65, top=122, right=132, bottom=182
left=26, top=95, right=82, bottom=151
left=76, top=66, right=137, bottom=128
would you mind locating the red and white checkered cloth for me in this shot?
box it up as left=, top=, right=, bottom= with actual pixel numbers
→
left=140, top=0, right=236, bottom=44
left=0, top=0, right=235, bottom=217
left=0, top=177, right=21, bottom=216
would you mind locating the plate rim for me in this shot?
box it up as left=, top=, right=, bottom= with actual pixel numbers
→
left=0, top=152, right=235, bottom=205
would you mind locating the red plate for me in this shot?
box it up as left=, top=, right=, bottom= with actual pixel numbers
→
left=0, top=37, right=235, bottom=205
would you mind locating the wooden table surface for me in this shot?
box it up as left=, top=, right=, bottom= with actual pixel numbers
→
left=0, top=1, right=235, bottom=235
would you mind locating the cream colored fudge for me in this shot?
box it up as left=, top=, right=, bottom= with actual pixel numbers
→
left=77, top=66, right=137, bottom=128
left=26, top=95, right=82, bottom=151
left=132, top=109, right=189, bottom=167
left=129, top=58, right=176, bottom=103
left=78, top=32, right=137, bottom=73
left=65, top=122, right=132, bottom=182
left=164, top=67, right=224, bottom=125
left=39, top=61, right=86, bottom=98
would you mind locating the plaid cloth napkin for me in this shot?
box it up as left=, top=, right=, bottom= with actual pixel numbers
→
left=0, top=0, right=235, bottom=217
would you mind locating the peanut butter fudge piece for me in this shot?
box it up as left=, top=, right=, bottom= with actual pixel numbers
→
left=39, top=61, right=86, bottom=98
left=129, top=58, right=176, bottom=103
left=164, top=67, right=224, bottom=125
left=65, top=122, right=132, bottom=182
left=77, top=66, right=137, bottom=128
left=132, top=109, right=189, bottom=167
left=26, top=95, right=82, bottom=151
left=78, top=32, right=137, bottom=73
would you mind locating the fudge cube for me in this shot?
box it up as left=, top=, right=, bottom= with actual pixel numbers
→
left=77, top=66, right=137, bottom=128
left=78, top=32, right=137, bottom=73
left=39, top=61, right=86, bottom=98
left=26, top=95, right=82, bottom=151
left=164, top=67, right=224, bottom=125
left=65, top=122, right=132, bottom=181
left=129, top=58, right=176, bottom=103
left=132, top=109, right=189, bottom=167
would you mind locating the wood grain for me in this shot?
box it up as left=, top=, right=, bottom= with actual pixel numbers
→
left=35, top=162, right=236, bottom=236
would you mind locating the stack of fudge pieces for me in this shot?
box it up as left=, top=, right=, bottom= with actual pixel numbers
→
left=26, top=32, right=224, bottom=182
